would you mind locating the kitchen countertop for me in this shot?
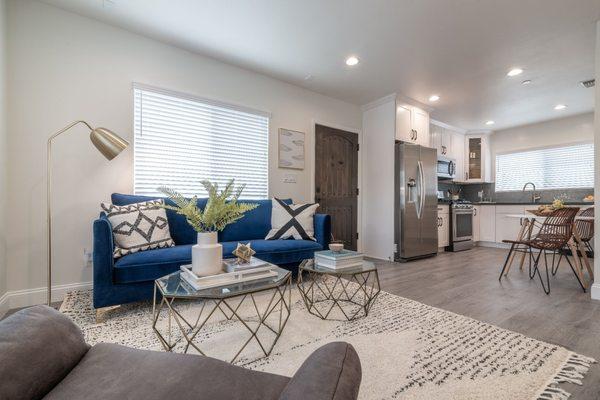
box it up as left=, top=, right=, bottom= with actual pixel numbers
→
left=471, top=201, right=594, bottom=205
left=437, top=200, right=594, bottom=205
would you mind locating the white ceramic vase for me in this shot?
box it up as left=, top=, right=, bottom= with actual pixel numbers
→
left=192, top=232, right=223, bottom=276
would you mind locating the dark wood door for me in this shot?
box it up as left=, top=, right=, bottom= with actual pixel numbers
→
left=315, top=124, right=359, bottom=250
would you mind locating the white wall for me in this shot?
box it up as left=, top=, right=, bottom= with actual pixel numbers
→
left=592, top=21, right=600, bottom=301
left=491, top=112, right=594, bottom=155
left=362, top=96, right=395, bottom=260
left=0, top=0, right=7, bottom=315
left=490, top=112, right=594, bottom=181
left=5, top=0, right=361, bottom=303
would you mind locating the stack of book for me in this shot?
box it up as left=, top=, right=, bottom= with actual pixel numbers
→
left=314, top=250, right=364, bottom=270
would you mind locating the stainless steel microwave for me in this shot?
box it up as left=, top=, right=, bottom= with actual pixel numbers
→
left=437, top=156, right=456, bottom=179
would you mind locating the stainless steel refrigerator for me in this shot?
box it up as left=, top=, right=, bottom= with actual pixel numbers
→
left=394, top=142, right=438, bottom=262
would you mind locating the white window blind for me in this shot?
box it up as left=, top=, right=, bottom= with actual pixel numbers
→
left=133, top=85, right=269, bottom=199
left=495, top=143, right=594, bottom=191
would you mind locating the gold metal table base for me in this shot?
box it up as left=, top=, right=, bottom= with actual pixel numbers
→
left=152, top=275, right=291, bottom=364
left=297, top=269, right=381, bottom=321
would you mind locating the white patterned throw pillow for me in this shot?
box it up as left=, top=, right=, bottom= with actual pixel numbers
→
left=265, top=198, right=319, bottom=241
left=101, top=200, right=175, bottom=258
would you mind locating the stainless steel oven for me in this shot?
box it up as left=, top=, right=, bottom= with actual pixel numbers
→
left=449, top=201, right=474, bottom=251
left=437, top=156, right=456, bottom=180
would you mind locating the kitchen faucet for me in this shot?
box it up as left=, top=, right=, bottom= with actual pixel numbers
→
left=522, top=182, right=541, bottom=203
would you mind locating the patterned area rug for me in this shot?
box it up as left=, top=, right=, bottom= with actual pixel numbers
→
left=60, top=288, right=594, bottom=400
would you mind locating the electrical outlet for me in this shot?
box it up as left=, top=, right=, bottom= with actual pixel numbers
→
left=83, top=248, right=93, bottom=267
left=283, top=174, right=297, bottom=184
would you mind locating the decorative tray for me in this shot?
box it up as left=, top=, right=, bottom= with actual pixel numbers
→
left=180, top=264, right=278, bottom=291
left=526, top=209, right=555, bottom=216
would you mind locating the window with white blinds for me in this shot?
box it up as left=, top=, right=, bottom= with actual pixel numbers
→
left=495, top=143, right=594, bottom=191
left=133, top=85, right=269, bottom=199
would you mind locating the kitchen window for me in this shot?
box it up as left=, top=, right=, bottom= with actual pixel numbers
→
left=133, top=84, right=269, bottom=199
left=495, top=143, right=594, bottom=191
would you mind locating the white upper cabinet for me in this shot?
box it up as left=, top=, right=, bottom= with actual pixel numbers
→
left=412, top=108, right=430, bottom=147
left=450, top=131, right=465, bottom=182
left=395, top=102, right=429, bottom=147
left=464, top=133, right=492, bottom=182
left=430, top=124, right=452, bottom=157
left=440, top=128, right=452, bottom=156
left=430, top=123, right=441, bottom=152
left=395, top=104, right=413, bottom=142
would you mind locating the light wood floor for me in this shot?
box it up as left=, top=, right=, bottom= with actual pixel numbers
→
left=373, top=246, right=599, bottom=399
left=3, top=247, right=599, bottom=398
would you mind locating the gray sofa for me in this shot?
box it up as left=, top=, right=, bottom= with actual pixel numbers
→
left=0, top=306, right=362, bottom=400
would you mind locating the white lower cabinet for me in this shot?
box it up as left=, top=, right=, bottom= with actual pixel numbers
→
left=472, top=205, right=480, bottom=242
left=495, top=205, right=525, bottom=244
left=437, top=206, right=449, bottom=248
left=478, top=205, right=496, bottom=242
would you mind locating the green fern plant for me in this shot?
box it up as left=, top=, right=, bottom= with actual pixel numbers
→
left=158, top=179, right=258, bottom=232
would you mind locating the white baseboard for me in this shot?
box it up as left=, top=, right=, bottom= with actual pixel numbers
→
left=476, top=241, right=510, bottom=249
left=0, top=281, right=92, bottom=317
left=0, top=291, right=9, bottom=318
left=591, top=283, right=600, bottom=300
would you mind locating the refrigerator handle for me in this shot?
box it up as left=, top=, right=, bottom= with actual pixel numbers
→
left=417, top=161, right=425, bottom=219
left=420, top=161, right=426, bottom=219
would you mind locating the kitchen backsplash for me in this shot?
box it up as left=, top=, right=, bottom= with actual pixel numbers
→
left=438, top=181, right=593, bottom=203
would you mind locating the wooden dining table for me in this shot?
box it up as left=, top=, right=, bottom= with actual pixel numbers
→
left=500, top=213, right=594, bottom=288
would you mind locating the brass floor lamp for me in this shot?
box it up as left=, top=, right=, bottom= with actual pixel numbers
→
left=47, top=121, right=128, bottom=305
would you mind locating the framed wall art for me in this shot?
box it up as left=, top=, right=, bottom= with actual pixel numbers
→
left=278, top=128, right=305, bottom=170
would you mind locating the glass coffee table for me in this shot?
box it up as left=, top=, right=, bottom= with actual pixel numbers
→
left=297, top=258, right=381, bottom=321
left=152, top=266, right=291, bottom=363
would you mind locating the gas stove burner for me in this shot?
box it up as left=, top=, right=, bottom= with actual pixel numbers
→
left=451, top=200, right=473, bottom=209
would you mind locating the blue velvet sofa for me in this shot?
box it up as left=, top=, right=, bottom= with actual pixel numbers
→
left=93, top=194, right=331, bottom=309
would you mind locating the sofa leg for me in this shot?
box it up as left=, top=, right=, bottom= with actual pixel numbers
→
left=95, top=308, right=103, bottom=324
left=95, top=305, right=120, bottom=323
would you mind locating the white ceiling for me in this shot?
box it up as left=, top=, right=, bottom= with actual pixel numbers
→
left=41, top=0, right=600, bottom=131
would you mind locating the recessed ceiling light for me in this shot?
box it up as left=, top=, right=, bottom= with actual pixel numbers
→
left=521, top=80, right=532, bottom=85
left=554, top=104, right=567, bottom=110
left=429, top=95, right=440, bottom=102
left=485, top=120, right=495, bottom=126
left=345, top=56, right=359, bottom=66
left=507, top=68, right=523, bottom=77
